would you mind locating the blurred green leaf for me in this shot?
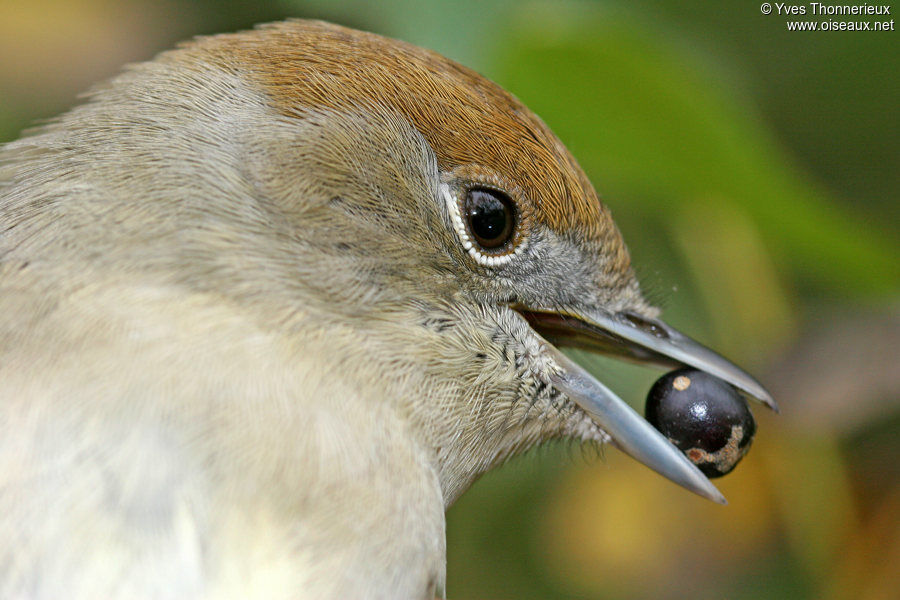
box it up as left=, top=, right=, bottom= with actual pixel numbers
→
left=281, top=0, right=517, bottom=69
left=491, top=4, right=898, bottom=298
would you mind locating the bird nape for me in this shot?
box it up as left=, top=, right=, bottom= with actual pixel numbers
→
left=0, top=19, right=775, bottom=600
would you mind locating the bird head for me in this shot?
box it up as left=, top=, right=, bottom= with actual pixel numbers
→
left=11, top=20, right=774, bottom=507
left=221, top=21, right=779, bottom=504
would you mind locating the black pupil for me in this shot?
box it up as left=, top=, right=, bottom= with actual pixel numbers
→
left=464, top=188, right=514, bottom=249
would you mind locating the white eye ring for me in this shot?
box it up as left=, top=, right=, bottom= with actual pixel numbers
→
left=441, top=183, right=526, bottom=268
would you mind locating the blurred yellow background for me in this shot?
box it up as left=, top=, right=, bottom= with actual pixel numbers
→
left=2, top=1, right=897, bottom=598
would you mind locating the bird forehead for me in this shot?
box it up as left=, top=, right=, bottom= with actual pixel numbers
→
left=190, top=20, right=625, bottom=256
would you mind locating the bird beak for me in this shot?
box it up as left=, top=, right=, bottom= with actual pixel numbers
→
left=515, top=306, right=778, bottom=504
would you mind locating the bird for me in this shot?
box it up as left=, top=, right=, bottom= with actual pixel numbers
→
left=0, top=19, right=776, bottom=600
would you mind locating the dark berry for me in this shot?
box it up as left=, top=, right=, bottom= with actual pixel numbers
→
left=645, top=368, right=756, bottom=478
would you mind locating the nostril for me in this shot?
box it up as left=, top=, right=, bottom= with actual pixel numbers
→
left=621, top=311, right=670, bottom=340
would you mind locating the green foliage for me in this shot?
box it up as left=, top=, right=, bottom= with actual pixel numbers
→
left=492, top=6, right=897, bottom=300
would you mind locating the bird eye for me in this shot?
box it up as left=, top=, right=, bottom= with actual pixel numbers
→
left=463, top=187, right=515, bottom=250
